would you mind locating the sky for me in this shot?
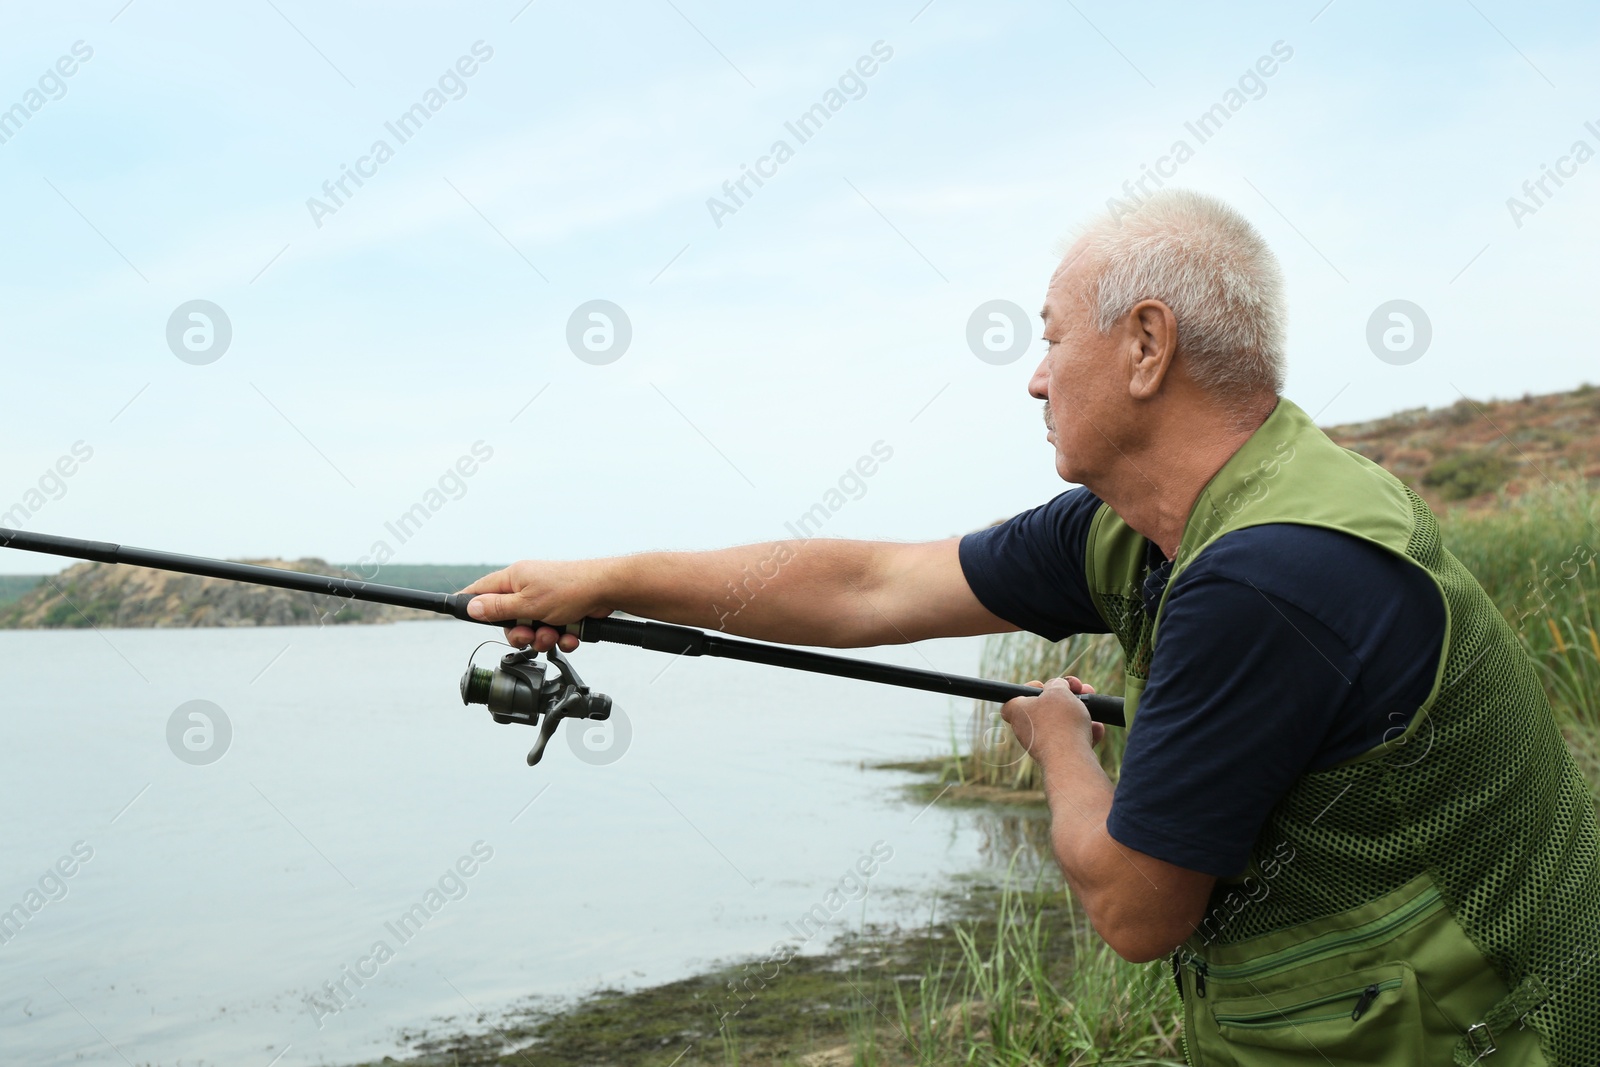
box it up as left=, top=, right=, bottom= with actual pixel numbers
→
left=1, top=0, right=1597, bottom=574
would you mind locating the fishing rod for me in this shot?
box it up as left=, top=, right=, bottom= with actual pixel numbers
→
left=0, top=528, right=1125, bottom=766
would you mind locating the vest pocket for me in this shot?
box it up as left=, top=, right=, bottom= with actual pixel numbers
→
left=1205, top=964, right=1421, bottom=1064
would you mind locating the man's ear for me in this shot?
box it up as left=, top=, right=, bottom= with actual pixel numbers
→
left=1126, top=299, right=1179, bottom=400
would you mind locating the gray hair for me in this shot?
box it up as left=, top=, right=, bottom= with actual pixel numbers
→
left=1067, top=190, right=1287, bottom=404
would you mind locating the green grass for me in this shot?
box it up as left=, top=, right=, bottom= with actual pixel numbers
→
left=1437, top=480, right=1600, bottom=731
left=881, top=869, right=1184, bottom=1067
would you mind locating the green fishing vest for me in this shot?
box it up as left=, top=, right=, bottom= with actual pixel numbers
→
left=1083, top=398, right=1600, bottom=1066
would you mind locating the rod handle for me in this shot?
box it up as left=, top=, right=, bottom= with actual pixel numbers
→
left=1078, top=693, right=1126, bottom=728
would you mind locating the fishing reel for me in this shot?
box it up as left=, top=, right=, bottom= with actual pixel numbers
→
left=459, top=646, right=614, bottom=766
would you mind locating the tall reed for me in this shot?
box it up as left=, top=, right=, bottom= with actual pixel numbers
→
left=880, top=866, right=1184, bottom=1066
left=1439, top=480, right=1600, bottom=732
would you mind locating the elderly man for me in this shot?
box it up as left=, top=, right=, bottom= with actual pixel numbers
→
left=465, top=190, right=1599, bottom=1066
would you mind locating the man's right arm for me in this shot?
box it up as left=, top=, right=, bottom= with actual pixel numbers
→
left=462, top=537, right=1019, bottom=652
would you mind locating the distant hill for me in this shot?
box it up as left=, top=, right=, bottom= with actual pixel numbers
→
left=1323, top=384, right=1600, bottom=508
left=0, top=575, right=43, bottom=607
left=348, top=564, right=504, bottom=595
left=0, top=559, right=502, bottom=630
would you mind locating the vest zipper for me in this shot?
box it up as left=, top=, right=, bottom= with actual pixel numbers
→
left=1212, top=977, right=1404, bottom=1029
left=1178, top=959, right=1196, bottom=1067
left=1200, top=884, right=1441, bottom=984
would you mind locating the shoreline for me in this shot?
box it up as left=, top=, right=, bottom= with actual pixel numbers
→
left=345, top=875, right=1081, bottom=1067
left=338, top=766, right=1157, bottom=1067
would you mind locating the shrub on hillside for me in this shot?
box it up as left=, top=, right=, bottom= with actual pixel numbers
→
left=1424, top=450, right=1513, bottom=500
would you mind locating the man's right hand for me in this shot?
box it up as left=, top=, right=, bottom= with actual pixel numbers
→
left=458, top=537, right=1017, bottom=655
left=460, top=560, right=615, bottom=652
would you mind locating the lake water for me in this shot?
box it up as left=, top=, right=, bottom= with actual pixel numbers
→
left=0, top=622, right=1038, bottom=1066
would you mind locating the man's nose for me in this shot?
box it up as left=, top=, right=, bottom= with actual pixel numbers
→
left=1028, top=355, right=1049, bottom=400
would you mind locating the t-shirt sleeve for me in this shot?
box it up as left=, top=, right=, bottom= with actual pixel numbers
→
left=957, top=487, right=1110, bottom=641
left=1105, top=570, right=1361, bottom=878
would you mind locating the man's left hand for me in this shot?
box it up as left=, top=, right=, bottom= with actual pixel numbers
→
left=1000, top=676, right=1103, bottom=763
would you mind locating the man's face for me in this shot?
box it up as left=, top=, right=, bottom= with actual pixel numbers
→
left=1028, top=243, right=1125, bottom=485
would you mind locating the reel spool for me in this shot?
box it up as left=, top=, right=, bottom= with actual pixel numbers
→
left=460, top=646, right=614, bottom=766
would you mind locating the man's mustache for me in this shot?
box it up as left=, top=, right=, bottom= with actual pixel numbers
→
left=1043, top=404, right=1055, bottom=432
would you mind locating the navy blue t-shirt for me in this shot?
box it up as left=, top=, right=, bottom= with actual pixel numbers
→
left=959, top=486, right=1444, bottom=879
